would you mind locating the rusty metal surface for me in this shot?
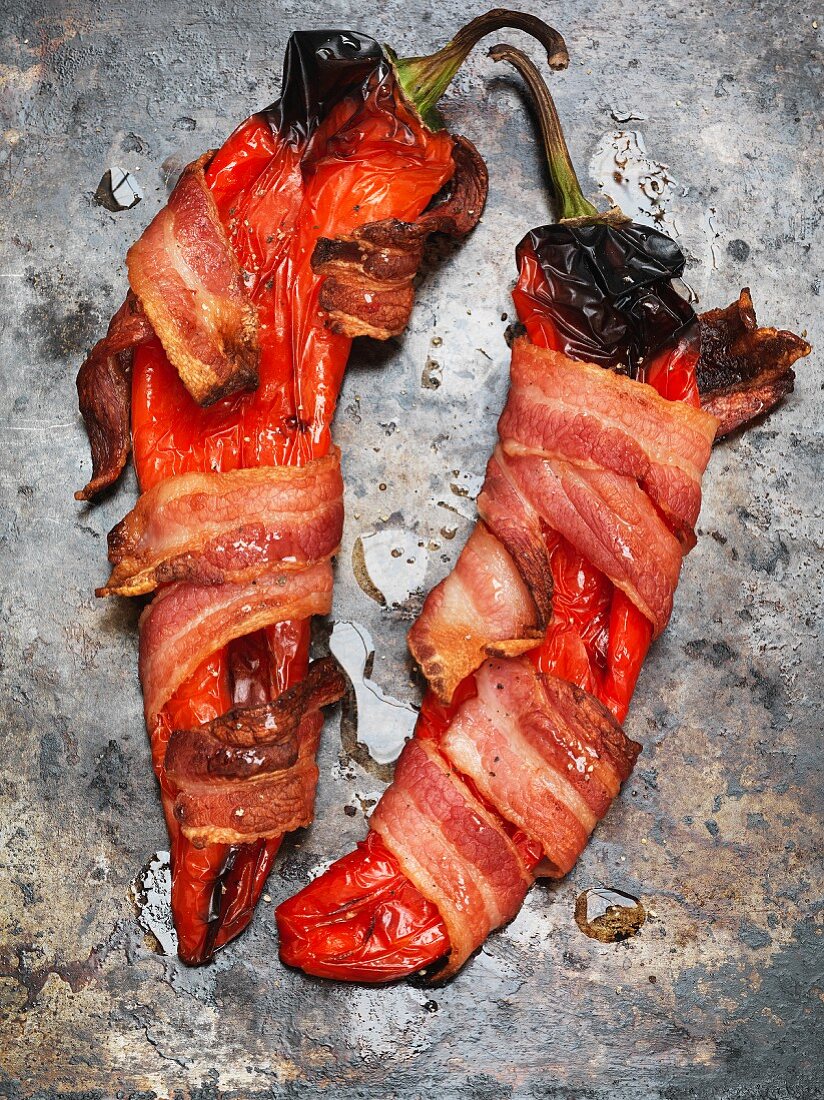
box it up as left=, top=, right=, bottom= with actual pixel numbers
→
left=1, top=1, right=822, bottom=1096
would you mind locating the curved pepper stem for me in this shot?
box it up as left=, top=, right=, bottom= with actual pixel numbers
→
left=489, top=42, right=600, bottom=222
left=388, top=10, right=569, bottom=130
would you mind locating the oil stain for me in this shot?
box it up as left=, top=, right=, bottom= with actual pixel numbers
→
left=574, top=888, right=646, bottom=942
left=129, top=850, right=177, bottom=956
left=329, top=620, right=417, bottom=779
left=352, top=528, right=429, bottom=607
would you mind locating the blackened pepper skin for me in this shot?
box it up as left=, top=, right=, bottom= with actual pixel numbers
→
left=516, top=221, right=695, bottom=376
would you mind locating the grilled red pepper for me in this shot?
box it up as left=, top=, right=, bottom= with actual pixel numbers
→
left=77, top=15, right=570, bottom=965
left=276, top=44, right=809, bottom=982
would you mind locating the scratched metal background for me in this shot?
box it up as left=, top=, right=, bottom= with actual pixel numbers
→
left=1, top=0, right=822, bottom=1097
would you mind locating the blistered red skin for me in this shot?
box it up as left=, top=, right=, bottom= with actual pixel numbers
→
left=371, top=738, right=531, bottom=978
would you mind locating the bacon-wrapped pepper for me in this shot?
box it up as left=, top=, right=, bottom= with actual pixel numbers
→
left=76, top=14, right=570, bottom=965
left=276, top=44, right=810, bottom=982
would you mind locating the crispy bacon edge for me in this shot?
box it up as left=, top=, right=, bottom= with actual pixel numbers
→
left=75, top=293, right=153, bottom=501
left=165, top=657, right=346, bottom=846
left=311, top=136, right=488, bottom=340
left=75, top=152, right=263, bottom=501
left=698, top=288, right=811, bottom=438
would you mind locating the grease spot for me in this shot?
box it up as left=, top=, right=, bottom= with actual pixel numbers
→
left=590, top=130, right=677, bottom=234
left=129, top=851, right=177, bottom=955
left=574, top=888, right=646, bottom=942
left=330, top=621, right=416, bottom=769
left=352, top=528, right=429, bottom=607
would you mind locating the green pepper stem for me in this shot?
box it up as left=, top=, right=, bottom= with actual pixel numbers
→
left=388, top=10, right=569, bottom=130
left=489, top=42, right=598, bottom=221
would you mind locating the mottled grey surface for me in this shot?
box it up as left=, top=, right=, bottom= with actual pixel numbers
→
left=1, top=1, right=822, bottom=1097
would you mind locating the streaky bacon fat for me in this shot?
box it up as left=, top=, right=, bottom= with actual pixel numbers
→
left=442, top=658, right=640, bottom=876
left=139, top=561, right=334, bottom=729
left=408, top=521, right=542, bottom=704
left=100, top=449, right=344, bottom=597
left=173, top=713, right=324, bottom=847
left=371, top=738, right=532, bottom=979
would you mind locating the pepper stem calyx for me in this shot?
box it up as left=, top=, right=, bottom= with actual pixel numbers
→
left=489, top=43, right=611, bottom=223
left=388, top=10, right=569, bottom=131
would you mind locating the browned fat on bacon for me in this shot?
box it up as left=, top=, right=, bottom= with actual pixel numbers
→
left=441, top=658, right=640, bottom=877
left=697, top=288, right=811, bottom=438
left=126, top=152, right=260, bottom=406
left=312, top=137, right=487, bottom=341
left=98, top=449, right=343, bottom=597
left=165, top=658, right=346, bottom=846
left=371, top=738, right=533, bottom=979
left=139, top=561, right=333, bottom=728
left=408, top=521, right=544, bottom=704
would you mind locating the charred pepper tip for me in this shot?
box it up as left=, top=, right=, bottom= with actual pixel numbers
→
left=489, top=42, right=621, bottom=224
left=388, top=10, right=569, bottom=130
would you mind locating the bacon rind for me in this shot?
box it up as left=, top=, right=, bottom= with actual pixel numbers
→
left=408, top=521, right=542, bottom=704
left=99, top=450, right=344, bottom=597
left=371, top=738, right=531, bottom=979
left=139, top=562, right=334, bottom=728
left=126, top=152, right=260, bottom=406
left=75, top=293, right=153, bottom=501
left=698, top=289, right=811, bottom=439
left=312, top=136, right=488, bottom=340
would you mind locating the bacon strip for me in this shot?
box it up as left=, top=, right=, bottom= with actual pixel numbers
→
left=371, top=738, right=532, bottom=978
left=139, top=562, right=334, bottom=729
left=75, top=294, right=153, bottom=501
left=697, top=289, right=811, bottom=438
left=501, top=338, right=717, bottom=543
left=165, top=658, right=346, bottom=847
left=99, top=449, right=343, bottom=597
left=408, top=521, right=543, bottom=704
left=126, top=152, right=260, bottom=405
left=410, top=338, right=717, bottom=701
left=312, top=137, right=487, bottom=340
left=504, top=452, right=684, bottom=635
left=173, top=713, right=324, bottom=847
left=441, top=658, right=640, bottom=876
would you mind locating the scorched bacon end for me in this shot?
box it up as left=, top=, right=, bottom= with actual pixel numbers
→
left=75, top=13, right=572, bottom=965
left=276, top=45, right=810, bottom=984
